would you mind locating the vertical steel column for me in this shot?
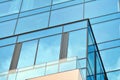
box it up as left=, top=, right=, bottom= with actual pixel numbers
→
left=59, top=32, right=69, bottom=59
left=9, top=43, right=22, bottom=70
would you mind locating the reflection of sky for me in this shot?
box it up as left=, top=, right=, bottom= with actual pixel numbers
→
left=100, top=47, right=120, bottom=71
left=0, top=0, right=120, bottom=80
left=0, top=45, right=15, bottom=73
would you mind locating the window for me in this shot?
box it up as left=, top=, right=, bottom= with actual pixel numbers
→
left=0, top=0, right=21, bottom=17
left=21, top=0, right=51, bottom=12
left=0, top=20, right=16, bottom=38
left=92, top=19, right=120, bottom=43
left=17, top=40, right=38, bottom=68
left=50, top=4, right=83, bottom=26
left=36, top=35, right=61, bottom=64
left=15, top=12, right=49, bottom=34
left=0, top=45, right=15, bottom=72
left=85, top=0, right=118, bottom=18
left=67, top=29, right=87, bottom=58
left=100, top=47, right=120, bottom=71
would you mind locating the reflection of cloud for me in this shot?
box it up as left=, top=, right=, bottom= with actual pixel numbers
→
left=37, top=42, right=60, bottom=64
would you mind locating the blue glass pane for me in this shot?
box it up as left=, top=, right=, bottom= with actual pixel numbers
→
left=15, top=12, right=49, bottom=34
left=16, top=67, right=45, bottom=80
left=46, top=64, right=58, bottom=75
left=90, top=13, right=120, bottom=24
left=0, top=75, right=7, bottom=80
left=0, top=0, right=21, bottom=17
left=0, top=37, right=16, bottom=47
left=100, top=47, right=120, bottom=71
left=52, top=0, right=83, bottom=10
left=53, top=0, right=72, bottom=4
left=0, top=14, right=18, bottom=22
left=85, top=0, right=118, bottom=18
left=78, top=59, right=86, bottom=68
left=92, top=19, right=120, bottom=43
left=0, top=45, right=15, bottom=72
left=50, top=4, right=83, bottom=26
left=0, top=0, right=8, bottom=2
left=107, top=70, right=120, bottom=80
left=8, top=73, right=16, bottom=80
left=98, top=39, right=120, bottom=50
left=64, top=21, right=87, bottom=32
left=0, top=20, right=16, bottom=38
left=21, top=0, right=51, bottom=12
left=17, top=40, right=38, bottom=69
left=18, top=27, right=62, bottom=42
left=36, top=35, right=61, bottom=64
left=19, top=7, right=50, bottom=17
left=68, top=29, right=87, bottom=58
left=59, top=60, right=76, bottom=72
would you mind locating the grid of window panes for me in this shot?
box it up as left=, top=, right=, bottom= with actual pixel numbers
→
left=0, top=0, right=120, bottom=80
left=0, top=19, right=88, bottom=80
left=0, top=19, right=108, bottom=80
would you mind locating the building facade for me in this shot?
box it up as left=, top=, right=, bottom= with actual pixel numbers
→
left=0, top=0, right=120, bottom=80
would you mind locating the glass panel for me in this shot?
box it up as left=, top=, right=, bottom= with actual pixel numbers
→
left=107, top=70, right=120, bottom=80
left=64, top=21, right=87, bottom=32
left=100, top=47, right=120, bottom=71
left=0, top=37, right=16, bottom=47
left=53, top=0, right=72, bottom=4
left=36, top=35, right=61, bottom=64
left=50, top=4, right=83, bottom=26
left=81, top=69, right=86, bottom=80
left=87, top=23, right=108, bottom=80
left=17, top=40, right=38, bottom=69
left=0, top=20, right=16, bottom=38
left=90, top=13, right=120, bottom=24
left=78, top=59, right=86, bottom=68
left=0, top=0, right=8, bottom=3
left=21, top=0, right=51, bottom=12
left=8, top=73, right=16, bottom=80
left=0, top=0, right=21, bottom=17
left=0, top=45, right=15, bottom=73
left=67, top=29, right=87, bottom=58
left=85, top=0, right=118, bottom=18
left=87, top=25, right=96, bottom=80
left=52, top=0, right=83, bottom=10
left=0, top=75, right=7, bottom=80
left=18, top=27, right=62, bottom=42
left=0, top=14, right=18, bottom=22
left=96, top=52, right=105, bottom=80
left=46, top=64, right=58, bottom=75
left=98, top=39, right=120, bottom=50
left=59, top=60, right=76, bottom=72
left=15, top=12, right=49, bottom=34
left=19, top=7, right=50, bottom=17
left=92, top=19, right=120, bottom=43
left=16, top=67, right=45, bottom=80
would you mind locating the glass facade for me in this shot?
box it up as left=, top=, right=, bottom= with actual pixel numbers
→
left=0, top=0, right=120, bottom=80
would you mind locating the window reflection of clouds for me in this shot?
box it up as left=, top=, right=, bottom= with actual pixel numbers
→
left=36, top=35, right=61, bottom=65
left=17, top=40, right=38, bottom=69
left=0, top=45, right=15, bottom=73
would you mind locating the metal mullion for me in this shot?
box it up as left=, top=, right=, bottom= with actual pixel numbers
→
left=34, top=39, right=40, bottom=65
left=13, top=0, right=24, bottom=34
left=48, top=0, right=53, bottom=27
